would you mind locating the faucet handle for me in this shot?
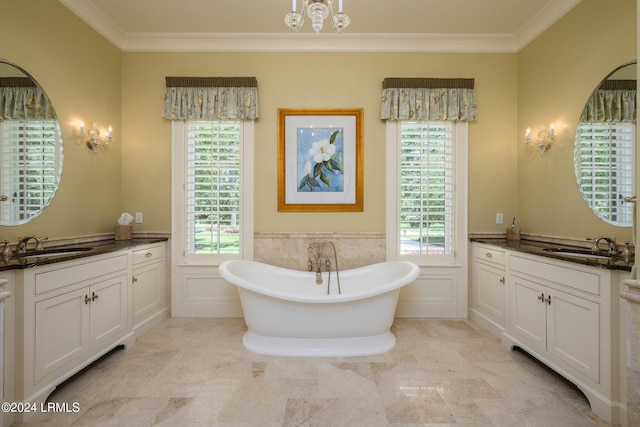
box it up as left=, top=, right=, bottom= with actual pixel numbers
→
left=586, top=236, right=600, bottom=253
left=35, top=236, right=48, bottom=251
left=1, top=240, right=11, bottom=259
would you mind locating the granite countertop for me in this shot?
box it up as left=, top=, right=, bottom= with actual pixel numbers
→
left=470, top=237, right=634, bottom=272
left=0, top=237, right=168, bottom=271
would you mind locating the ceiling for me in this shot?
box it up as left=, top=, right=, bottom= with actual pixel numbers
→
left=59, top=0, right=583, bottom=52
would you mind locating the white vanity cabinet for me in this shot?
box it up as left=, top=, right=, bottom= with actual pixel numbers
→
left=10, top=240, right=167, bottom=423
left=470, top=243, right=506, bottom=335
left=131, top=243, right=167, bottom=332
left=508, top=255, right=601, bottom=382
left=15, top=252, right=133, bottom=415
left=33, top=271, right=129, bottom=381
left=468, top=244, right=629, bottom=425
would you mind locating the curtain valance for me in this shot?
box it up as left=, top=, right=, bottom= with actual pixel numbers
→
left=579, top=80, right=636, bottom=123
left=380, top=78, right=477, bottom=121
left=162, top=76, right=259, bottom=120
left=0, top=77, right=54, bottom=121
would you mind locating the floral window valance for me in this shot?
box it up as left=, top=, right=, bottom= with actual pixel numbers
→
left=0, top=77, right=54, bottom=121
left=579, top=80, right=636, bottom=123
left=380, top=78, right=477, bottom=121
left=162, top=76, right=259, bottom=121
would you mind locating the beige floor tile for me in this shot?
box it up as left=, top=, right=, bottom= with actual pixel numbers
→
left=17, top=318, right=612, bottom=426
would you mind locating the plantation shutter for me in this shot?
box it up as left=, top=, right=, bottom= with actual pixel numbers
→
left=0, top=120, right=61, bottom=222
left=399, top=121, right=454, bottom=256
left=185, top=121, right=241, bottom=255
left=575, top=122, right=635, bottom=225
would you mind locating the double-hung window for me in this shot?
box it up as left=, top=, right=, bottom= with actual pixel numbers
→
left=387, top=120, right=467, bottom=265
left=173, top=119, right=253, bottom=264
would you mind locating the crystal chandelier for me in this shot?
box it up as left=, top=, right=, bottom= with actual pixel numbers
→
left=285, top=0, right=350, bottom=33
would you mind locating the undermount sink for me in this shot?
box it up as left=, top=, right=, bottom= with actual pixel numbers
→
left=13, top=247, right=93, bottom=259
left=543, top=247, right=612, bottom=260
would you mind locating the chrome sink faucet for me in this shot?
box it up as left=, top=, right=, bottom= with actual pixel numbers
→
left=589, top=236, right=619, bottom=256
left=16, top=236, right=47, bottom=254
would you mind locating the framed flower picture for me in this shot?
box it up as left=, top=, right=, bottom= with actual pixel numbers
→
left=277, top=108, right=364, bottom=212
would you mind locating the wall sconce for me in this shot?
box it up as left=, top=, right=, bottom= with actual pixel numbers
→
left=525, top=123, right=554, bottom=154
left=80, top=121, right=112, bottom=152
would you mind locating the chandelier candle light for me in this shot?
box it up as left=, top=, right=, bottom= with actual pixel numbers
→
left=285, top=0, right=350, bottom=33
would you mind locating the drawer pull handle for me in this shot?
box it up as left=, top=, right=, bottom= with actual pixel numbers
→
left=537, top=293, right=545, bottom=302
left=544, top=295, right=552, bottom=305
left=85, top=294, right=91, bottom=304
left=499, top=277, right=505, bottom=284
left=485, top=253, right=493, bottom=259
left=92, top=291, right=99, bottom=301
left=132, top=276, right=138, bottom=283
left=145, top=252, right=152, bottom=258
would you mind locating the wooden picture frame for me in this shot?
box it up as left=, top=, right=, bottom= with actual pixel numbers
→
left=277, top=108, right=364, bottom=212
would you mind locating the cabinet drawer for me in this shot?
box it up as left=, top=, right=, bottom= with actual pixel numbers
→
left=132, top=245, right=164, bottom=266
left=473, top=245, right=506, bottom=266
left=510, top=255, right=599, bottom=295
left=35, top=254, right=128, bottom=295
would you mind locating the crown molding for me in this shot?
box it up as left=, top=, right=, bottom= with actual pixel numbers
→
left=59, top=0, right=582, bottom=53
left=59, top=0, right=127, bottom=48
left=514, top=0, right=583, bottom=49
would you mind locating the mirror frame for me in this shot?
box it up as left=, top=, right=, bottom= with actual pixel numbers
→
left=574, top=61, right=637, bottom=227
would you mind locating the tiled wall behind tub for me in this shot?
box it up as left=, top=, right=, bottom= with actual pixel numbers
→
left=254, top=232, right=386, bottom=271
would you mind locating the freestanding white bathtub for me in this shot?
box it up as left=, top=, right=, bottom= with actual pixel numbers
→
left=218, top=260, right=420, bottom=357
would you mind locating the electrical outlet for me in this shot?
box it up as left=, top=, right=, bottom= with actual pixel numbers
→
left=135, top=212, right=143, bottom=224
left=496, top=213, right=504, bottom=224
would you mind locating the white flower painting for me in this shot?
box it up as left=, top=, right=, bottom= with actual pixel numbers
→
left=297, top=128, right=344, bottom=192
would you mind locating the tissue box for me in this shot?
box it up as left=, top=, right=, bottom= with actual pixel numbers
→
left=506, top=227, right=521, bottom=241
left=115, top=225, right=132, bottom=240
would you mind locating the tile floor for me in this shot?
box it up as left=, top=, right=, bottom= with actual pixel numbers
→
left=19, top=318, right=613, bottom=426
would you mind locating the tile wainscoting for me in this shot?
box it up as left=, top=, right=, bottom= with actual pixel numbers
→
left=254, top=232, right=386, bottom=270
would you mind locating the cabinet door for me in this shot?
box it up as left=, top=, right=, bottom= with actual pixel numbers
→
left=547, top=289, right=600, bottom=382
left=35, top=287, right=90, bottom=381
left=510, top=275, right=546, bottom=352
left=474, top=262, right=505, bottom=326
left=89, top=275, right=128, bottom=348
left=132, top=262, right=164, bottom=327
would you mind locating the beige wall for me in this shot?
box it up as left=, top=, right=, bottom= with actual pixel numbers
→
left=517, top=0, right=636, bottom=242
left=0, top=0, right=635, bottom=241
left=122, top=52, right=517, bottom=233
left=0, top=0, right=122, bottom=241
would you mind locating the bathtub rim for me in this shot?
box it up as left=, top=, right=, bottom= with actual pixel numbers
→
left=218, top=259, right=419, bottom=304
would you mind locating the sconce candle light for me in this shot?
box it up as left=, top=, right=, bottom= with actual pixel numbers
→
left=525, top=122, right=554, bottom=153
left=80, top=121, right=113, bottom=151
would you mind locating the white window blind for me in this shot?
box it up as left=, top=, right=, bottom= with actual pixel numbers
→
left=575, top=122, right=635, bottom=225
left=185, top=121, right=241, bottom=255
left=0, top=120, right=60, bottom=222
left=399, top=121, right=454, bottom=256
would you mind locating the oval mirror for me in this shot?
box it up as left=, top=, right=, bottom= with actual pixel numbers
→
left=0, top=60, right=63, bottom=225
left=574, top=61, right=637, bottom=227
